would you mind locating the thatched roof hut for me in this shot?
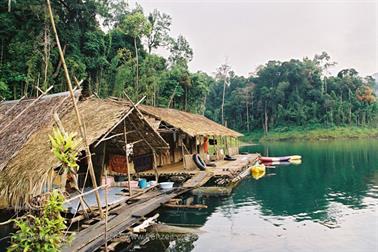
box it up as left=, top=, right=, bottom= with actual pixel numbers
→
left=138, top=105, right=242, bottom=167
left=0, top=94, right=168, bottom=208
left=139, top=105, right=243, bottom=137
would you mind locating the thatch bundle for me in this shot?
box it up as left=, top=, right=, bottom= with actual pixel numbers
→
left=140, top=105, right=243, bottom=137
left=0, top=95, right=70, bottom=171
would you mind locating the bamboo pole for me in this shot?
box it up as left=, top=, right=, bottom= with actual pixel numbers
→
left=64, top=184, right=108, bottom=203
left=181, top=144, right=186, bottom=170
left=46, top=0, right=104, bottom=218
left=123, top=120, right=132, bottom=196
left=52, top=113, right=89, bottom=217
left=104, top=167, right=109, bottom=252
left=153, top=149, right=159, bottom=182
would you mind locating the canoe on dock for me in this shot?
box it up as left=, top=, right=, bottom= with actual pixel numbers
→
left=259, top=156, right=290, bottom=162
left=260, top=155, right=302, bottom=163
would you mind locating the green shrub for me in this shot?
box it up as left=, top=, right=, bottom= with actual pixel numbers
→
left=7, top=190, right=71, bottom=252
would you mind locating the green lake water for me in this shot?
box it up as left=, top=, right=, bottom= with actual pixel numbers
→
left=142, top=139, right=378, bottom=252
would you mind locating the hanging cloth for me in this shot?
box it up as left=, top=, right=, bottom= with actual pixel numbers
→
left=108, top=154, right=128, bottom=173
left=204, top=137, right=209, bottom=153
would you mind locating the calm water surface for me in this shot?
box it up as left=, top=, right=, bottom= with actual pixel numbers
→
left=1, top=140, right=377, bottom=252
left=146, top=139, right=378, bottom=252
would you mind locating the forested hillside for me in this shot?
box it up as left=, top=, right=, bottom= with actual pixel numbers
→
left=0, top=0, right=212, bottom=114
left=205, top=53, right=377, bottom=132
left=1, top=1, right=376, bottom=134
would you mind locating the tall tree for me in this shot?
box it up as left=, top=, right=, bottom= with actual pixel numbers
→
left=147, top=9, right=172, bottom=53
left=168, top=35, right=193, bottom=66
left=215, top=63, right=231, bottom=125
left=119, top=10, right=151, bottom=94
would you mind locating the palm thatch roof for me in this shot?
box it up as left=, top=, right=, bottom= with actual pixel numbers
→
left=139, top=105, right=243, bottom=138
left=0, top=92, right=73, bottom=172
left=0, top=95, right=168, bottom=208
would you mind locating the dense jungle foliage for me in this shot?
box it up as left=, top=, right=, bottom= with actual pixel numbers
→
left=0, top=1, right=376, bottom=133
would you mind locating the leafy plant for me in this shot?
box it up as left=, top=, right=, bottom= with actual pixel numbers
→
left=48, top=127, right=81, bottom=172
left=7, top=190, right=71, bottom=252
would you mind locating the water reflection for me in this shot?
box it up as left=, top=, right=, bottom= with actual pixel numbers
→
left=239, top=140, right=378, bottom=222
left=156, top=140, right=378, bottom=252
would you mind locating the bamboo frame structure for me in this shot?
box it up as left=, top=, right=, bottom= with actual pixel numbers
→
left=123, top=120, right=132, bottom=196
left=46, top=0, right=103, bottom=218
left=94, top=96, right=146, bottom=148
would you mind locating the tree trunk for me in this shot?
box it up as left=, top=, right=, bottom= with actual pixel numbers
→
left=251, top=95, right=254, bottom=122
left=43, top=16, right=50, bottom=91
left=185, top=86, right=188, bottom=111
left=134, top=37, right=139, bottom=95
left=264, top=101, right=268, bottom=134
left=168, top=84, right=178, bottom=108
left=246, top=100, right=250, bottom=132
left=153, top=84, right=156, bottom=106
left=0, top=38, right=3, bottom=66
left=221, top=79, right=226, bottom=125
left=202, top=95, right=207, bottom=115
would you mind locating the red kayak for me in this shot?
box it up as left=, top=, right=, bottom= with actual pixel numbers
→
left=262, top=161, right=291, bottom=166
left=259, top=156, right=291, bottom=162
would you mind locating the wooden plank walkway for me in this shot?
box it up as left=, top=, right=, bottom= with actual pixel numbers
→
left=139, top=154, right=259, bottom=178
left=209, top=154, right=258, bottom=177
left=63, top=188, right=190, bottom=252
left=182, top=171, right=213, bottom=188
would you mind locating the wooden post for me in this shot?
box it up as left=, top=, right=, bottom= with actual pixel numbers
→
left=123, top=120, right=132, bottom=196
left=236, top=138, right=238, bottom=149
left=46, top=0, right=103, bottom=218
left=100, top=143, right=107, bottom=183
left=225, top=136, right=229, bottom=156
left=153, top=150, right=159, bottom=182
left=104, top=168, right=109, bottom=252
left=181, top=144, right=187, bottom=170
left=213, top=136, right=217, bottom=160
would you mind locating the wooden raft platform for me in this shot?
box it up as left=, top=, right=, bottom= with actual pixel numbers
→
left=182, top=171, right=213, bottom=188
left=64, top=154, right=258, bottom=251
left=140, top=153, right=259, bottom=178
left=191, top=154, right=259, bottom=197
left=63, top=188, right=190, bottom=252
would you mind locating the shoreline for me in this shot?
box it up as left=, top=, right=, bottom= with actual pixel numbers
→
left=242, top=127, right=378, bottom=143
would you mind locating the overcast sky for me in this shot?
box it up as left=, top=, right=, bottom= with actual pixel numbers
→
left=130, top=0, right=377, bottom=77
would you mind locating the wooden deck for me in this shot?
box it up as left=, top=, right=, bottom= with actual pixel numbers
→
left=140, top=153, right=259, bottom=178
left=63, top=188, right=190, bottom=252
left=182, top=171, right=213, bottom=188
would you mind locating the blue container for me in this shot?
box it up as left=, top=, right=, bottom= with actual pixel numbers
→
left=138, top=178, right=147, bottom=189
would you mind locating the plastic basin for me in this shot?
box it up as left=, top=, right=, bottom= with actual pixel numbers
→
left=159, top=182, right=174, bottom=190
